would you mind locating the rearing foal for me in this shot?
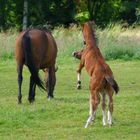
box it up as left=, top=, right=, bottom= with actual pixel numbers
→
left=15, top=29, right=57, bottom=104
left=73, top=22, right=119, bottom=128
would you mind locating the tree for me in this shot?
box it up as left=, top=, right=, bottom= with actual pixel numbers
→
left=0, top=0, right=140, bottom=30
left=22, top=0, right=28, bottom=30
left=0, top=0, right=7, bottom=30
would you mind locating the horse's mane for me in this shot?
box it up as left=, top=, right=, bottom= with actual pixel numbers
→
left=88, top=22, right=98, bottom=47
left=91, top=29, right=98, bottom=47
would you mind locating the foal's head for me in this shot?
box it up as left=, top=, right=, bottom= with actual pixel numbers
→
left=81, top=21, right=98, bottom=48
left=72, top=49, right=84, bottom=59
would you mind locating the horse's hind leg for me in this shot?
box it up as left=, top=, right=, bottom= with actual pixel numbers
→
left=47, top=67, right=54, bottom=100
left=17, top=65, right=23, bottom=104
left=28, top=75, right=36, bottom=103
left=51, top=66, right=56, bottom=96
left=32, top=84, right=36, bottom=100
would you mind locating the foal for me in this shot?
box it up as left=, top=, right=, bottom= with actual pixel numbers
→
left=73, top=22, right=119, bottom=128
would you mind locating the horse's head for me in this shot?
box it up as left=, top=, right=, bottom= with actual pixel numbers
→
left=72, top=49, right=84, bottom=59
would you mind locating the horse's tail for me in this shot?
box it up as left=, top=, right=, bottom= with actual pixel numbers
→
left=105, top=76, right=119, bottom=94
left=22, top=31, right=45, bottom=91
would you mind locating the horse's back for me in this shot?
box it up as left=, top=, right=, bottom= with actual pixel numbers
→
left=15, top=29, right=57, bottom=69
left=44, top=31, right=57, bottom=61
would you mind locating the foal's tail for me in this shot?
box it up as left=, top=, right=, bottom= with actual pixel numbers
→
left=105, top=76, right=119, bottom=94
left=22, top=31, right=45, bottom=91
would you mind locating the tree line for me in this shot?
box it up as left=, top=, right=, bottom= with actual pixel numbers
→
left=0, top=0, right=140, bottom=31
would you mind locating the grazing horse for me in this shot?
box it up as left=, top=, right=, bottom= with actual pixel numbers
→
left=15, top=29, right=57, bottom=104
left=72, top=22, right=119, bottom=128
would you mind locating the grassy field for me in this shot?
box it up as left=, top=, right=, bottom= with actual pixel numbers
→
left=0, top=58, right=140, bottom=140
left=0, top=25, right=140, bottom=139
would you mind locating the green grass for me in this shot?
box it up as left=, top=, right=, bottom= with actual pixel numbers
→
left=0, top=25, right=140, bottom=139
left=0, top=58, right=140, bottom=140
left=0, top=31, right=16, bottom=60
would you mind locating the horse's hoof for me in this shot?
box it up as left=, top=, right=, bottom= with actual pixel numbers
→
left=18, top=100, right=22, bottom=104
left=47, top=96, right=53, bottom=101
left=28, top=98, right=35, bottom=104
left=29, top=101, right=34, bottom=104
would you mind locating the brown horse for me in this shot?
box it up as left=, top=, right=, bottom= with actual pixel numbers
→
left=15, top=29, right=57, bottom=104
left=73, top=22, right=119, bottom=128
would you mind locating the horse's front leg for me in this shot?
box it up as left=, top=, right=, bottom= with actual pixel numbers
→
left=47, top=67, right=54, bottom=100
left=77, top=71, right=81, bottom=89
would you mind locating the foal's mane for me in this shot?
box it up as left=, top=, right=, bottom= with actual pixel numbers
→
left=88, top=22, right=98, bottom=47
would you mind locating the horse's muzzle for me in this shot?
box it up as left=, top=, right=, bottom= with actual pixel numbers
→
left=73, top=51, right=81, bottom=60
left=72, top=51, right=76, bottom=57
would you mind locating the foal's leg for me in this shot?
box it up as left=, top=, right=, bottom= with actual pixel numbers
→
left=77, top=72, right=81, bottom=89
left=28, top=75, right=35, bottom=103
left=76, top=61, right=84, bottom=89
left=17, top=65, right=23, bottom=104
left=102, top=93, right=107, bottom=126
left=107, top=89, right=113, bottom=125
left=85, top=90, right=98, bottom=128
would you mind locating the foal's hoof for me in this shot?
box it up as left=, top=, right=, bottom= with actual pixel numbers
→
left=77, top=81, right=81, bottom=90
left=77, top=85, right=81, bottom=90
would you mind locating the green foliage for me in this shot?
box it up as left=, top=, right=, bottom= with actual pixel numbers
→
left=0, top=31, right=16, bottom=61
left=53, top=25, right=82, bottom=58
left=0, top=50, right=14, bottom=61
left=28, top=0, right=76, bottom=26
left=101, top=46, right=140, bottom=61
left=97, top=23, right=140, bottom=60
left=1, top=0, right=140, bottom=30
left=74, top=11, right=90, bottom=22
left=136, top=7, right=140, bottom=24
